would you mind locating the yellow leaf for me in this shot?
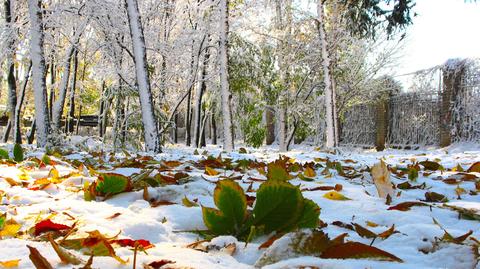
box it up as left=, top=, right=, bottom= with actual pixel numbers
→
left=205, top=166, right=220, bottom=176
left=366, top=221, right=379, bottom=227
left=0, top=259, right=20, bottom=267
left=371, top=160, right=394, bottom=199
left=48, top=168, right=62, bottom=183
left=182, top=196, right=199, bottom=207
left=304, top=167, right=316, bottom=178
left=323, top=191, right=351, bottom=201
left=0, top=223, right=21, bottom=237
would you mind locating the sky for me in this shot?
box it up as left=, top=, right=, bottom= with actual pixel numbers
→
left=396, top=0, right=480, bottom=75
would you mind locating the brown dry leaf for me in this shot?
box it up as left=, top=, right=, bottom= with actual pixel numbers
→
left=222, top=243, right=237, bottom=255
left=467, top=162, right=480, bottom=173
left=371, top=160, right=394, bottom=199
left=105, top=213, right=122, bottom=220
left=27, top=245, right=53, bottom=269
left=320, top=241, right=403, bottom=262
left=387, top=201, right=428, bottom=211
left=352, top=223, right=377, bottom=239
left=259, top=234, right=283, bottom=249
left=48, top=234, right=83, bottom=265
left=377, top=225, right=397, bottom=240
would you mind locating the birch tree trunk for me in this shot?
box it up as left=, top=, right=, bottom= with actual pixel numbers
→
left=3, top=0, right=17, bottom=143
left=218, top=0, right=234, bottom=152
left=125, top=0, right=161, bottom=152
left=275, top=0, right=292, bottom=152
left=317, top=0, right=338, bottom=148
left=28, top=0, right=51, bottom=147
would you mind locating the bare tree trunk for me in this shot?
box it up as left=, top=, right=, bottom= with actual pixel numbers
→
left=28, top=0, right=51, bottom=147
left=219, top=0, right=234, bottom=151
left=52, top=27, right=84, bottom=131
left=3, top=0, right=17, bottom=143
left=211, top=106, right=217, bottom=145
left=317, top=0, right=338, bottom=148
left=98, top=81, right=106, bottom=137
left=27, top=120, right=36, bottom=144
left=185, top=90, right=192, bottom=146
left=193, top=38, right=210, bottom=148
left=265, top=106, right=275, bottom=145
left=67, top=48, right=78, bottom=133
left=14, top=61, right=32, bottom=144
left=173, top=113, right=178, bottom=143
left=125, top=0, right=161, bottom=152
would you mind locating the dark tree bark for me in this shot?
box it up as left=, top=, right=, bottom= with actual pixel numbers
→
left=185, top=90, right=192, bottom=146
left=67, top=48, right=78, bottom=133
left=14, top=61, right=32, bottom=144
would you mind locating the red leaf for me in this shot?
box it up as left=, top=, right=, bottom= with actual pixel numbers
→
left=34, top=219, right=71, bottom=236
left=111, top=239, right=154, bottom=249
left=147, top=260, right=176, bottom=269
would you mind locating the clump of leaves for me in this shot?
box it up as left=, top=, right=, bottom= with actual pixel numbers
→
left=202, top=179, right=320, bottom=240
left=84, top=173, right=132, bottom=201
left=255, top=230, right=402, bottom=267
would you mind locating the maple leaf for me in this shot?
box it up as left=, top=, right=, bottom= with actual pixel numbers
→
left=34, top=219, right=71, bottom=236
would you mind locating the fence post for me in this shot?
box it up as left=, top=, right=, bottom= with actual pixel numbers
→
left=375, top=98, right=389, bottom=151
left=440, top=59, right=466, bottom=147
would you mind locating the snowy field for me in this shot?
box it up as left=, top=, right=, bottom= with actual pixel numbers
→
left=1, top=137, right=479, bottom=269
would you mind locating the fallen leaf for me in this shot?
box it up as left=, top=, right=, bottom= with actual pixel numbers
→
left=371, top=160, right=393, bottom=199
left=419, top=160, right=444, bottom=171
left=0, top=259, right=20, bottom=268
left=387, top=201, right=428, bottom=211
left=205, top=166, right=220, bottom=176
left=424, top=192, right=448, bottom=203
left=110, top=239, right=154, bottom=249
left=145, top=260, right=176, bottom=269
left=48, top=234, right=83, bottom=265
left=321, top=241, right=403, bottom=262
left=34, top=219, right=71, bottom=236
left=377, top=225, right=397, bottom=240
left=352, top=223, right=377, bottom=239
left=27, top=245, right=53, bottom=269
left=105, top=213, right=122, bottom=220
left=304, top=166, right=316, bottom=178
left=182, top=196, right=199, bottom=207
left=467, top=162, right=480, bottom=173
left=323, top=191, right=351, bottom=201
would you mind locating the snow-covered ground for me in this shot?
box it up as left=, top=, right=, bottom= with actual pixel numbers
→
left=1, top=138, right=479, bottom=269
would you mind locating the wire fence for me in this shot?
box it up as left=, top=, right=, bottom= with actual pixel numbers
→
left=339, top=58, right=480, bottom=148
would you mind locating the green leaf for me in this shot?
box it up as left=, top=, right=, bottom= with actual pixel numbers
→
left=202, top=207, right=233, bottom=235
left=13, top=144, right=24, bottom=162
left=297, top=199, right=320, bottom=228
left=41, top=154, right=52, bottom=165
left=202, top=179, right=247, bottom=235
left=253, top=181, right=304, bottom=233
left=95, top=173, right=131, bottom=196
left=266, top=161, right=290, bottom=181
left=0, top=212, right=6, bottom=230
left=0, top=148, right=9, bottom=159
